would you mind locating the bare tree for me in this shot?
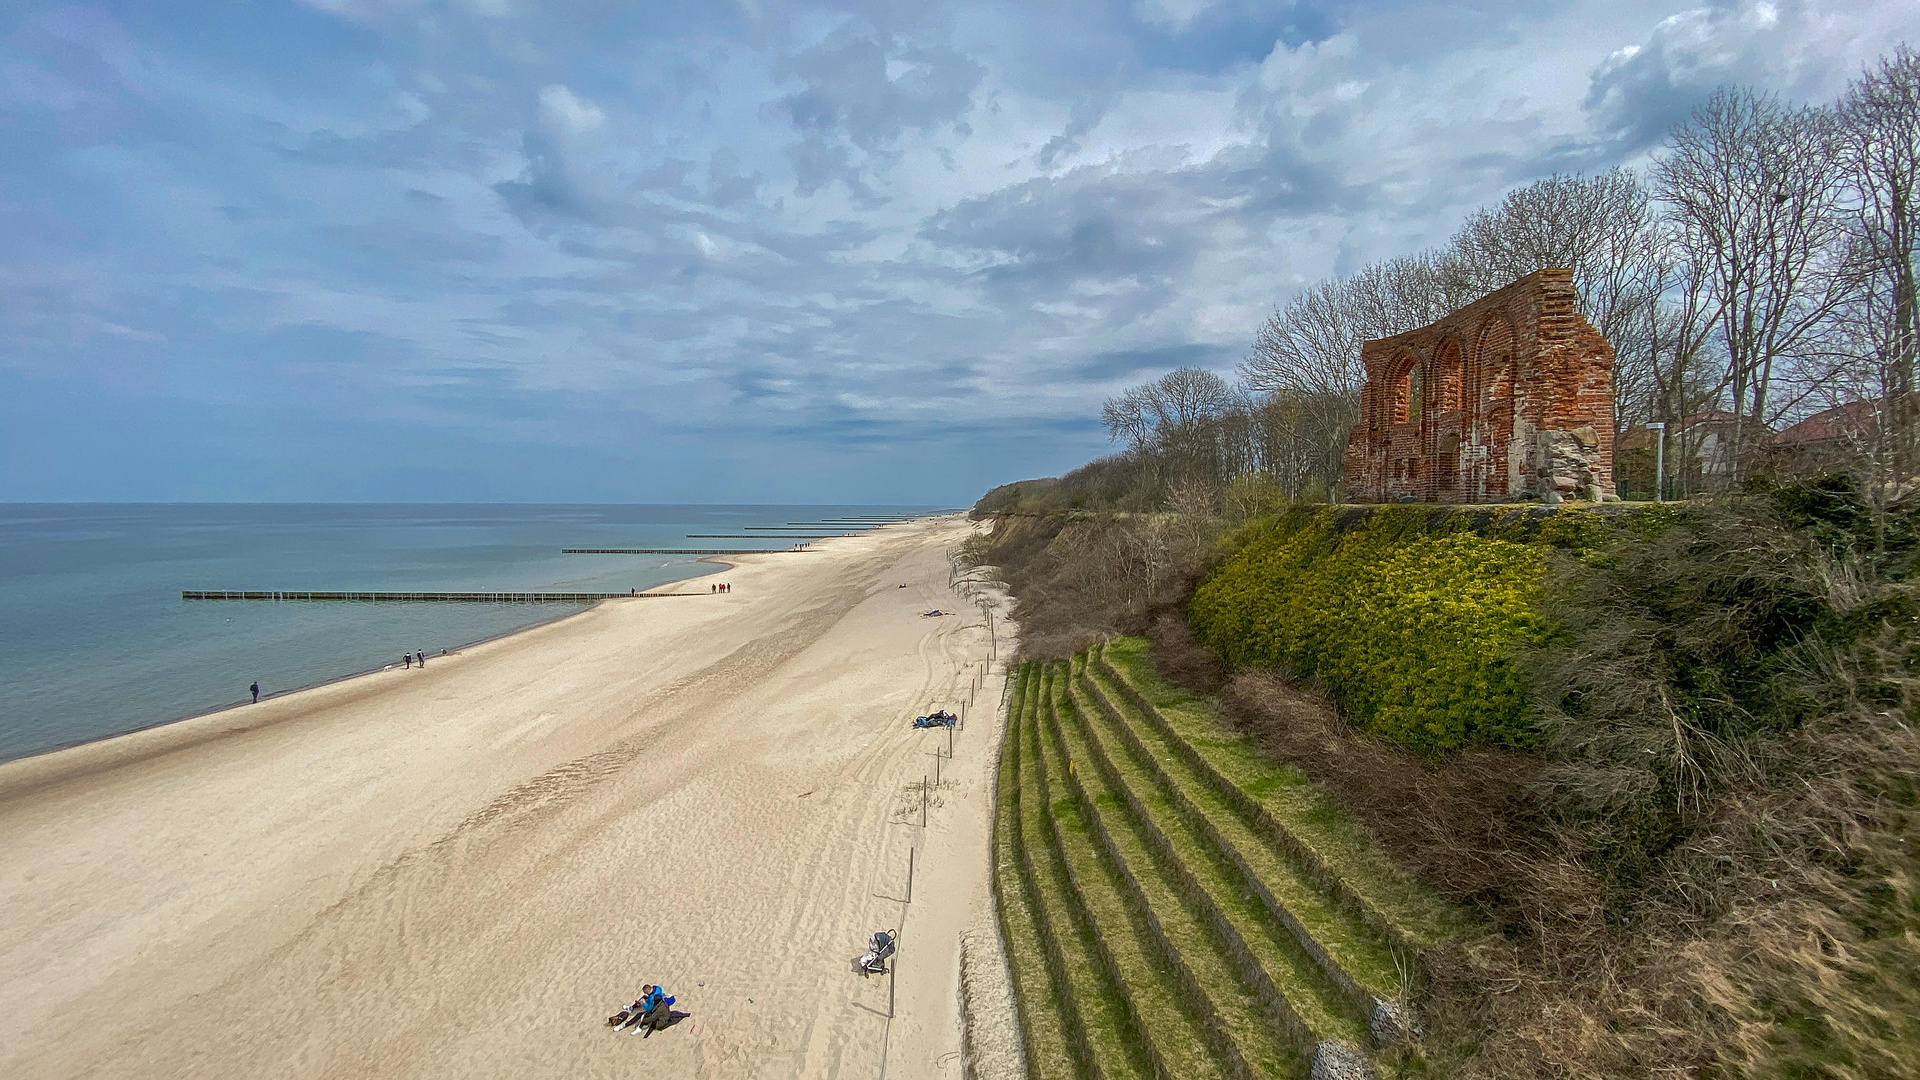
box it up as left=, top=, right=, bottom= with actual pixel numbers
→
left=1101, top=385, right=1152, bottom=454
left=1641, top=236, right=1729, bottom=497
left=1146, top=366, right=1236, bottom=432
left=1240, top=278, right=1368, bottom=495
left=1242, top=277, right=1367, bottom=400
left=1344, top=250, right=1480, bottom=338
left=1654, top=88, right=1853, bottom=476
left=1450, top=169, right=1667, bottom=433
left=1239, top=253, right=1469, bottom=498
left=1100, top=367, right=1238, bottom=497
left=1838, top=46, right=1920, bottom=481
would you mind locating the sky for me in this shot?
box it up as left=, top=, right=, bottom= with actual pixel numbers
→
left=3, top=1, right=1916, bottom=504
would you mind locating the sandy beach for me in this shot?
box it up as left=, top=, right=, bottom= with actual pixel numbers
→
left=0, top=516, right=1013, bottom=1079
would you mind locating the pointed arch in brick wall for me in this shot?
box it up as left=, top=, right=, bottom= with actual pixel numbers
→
left=1343, top=268, right=1615, bottom=503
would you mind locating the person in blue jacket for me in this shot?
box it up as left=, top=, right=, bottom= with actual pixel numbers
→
left=638, top=984, right=676, bottom=1036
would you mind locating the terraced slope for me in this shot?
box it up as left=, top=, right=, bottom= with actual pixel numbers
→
left=990, top=640, right=1472, bottom=1080
left=1095, top=639, right=1469, bottom=964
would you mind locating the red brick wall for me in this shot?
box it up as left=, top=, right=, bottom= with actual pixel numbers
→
left=1343, top=268, right=1615, bottom=503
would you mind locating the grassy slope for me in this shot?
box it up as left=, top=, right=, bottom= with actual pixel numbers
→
left=993, top=664, right=1077, bottom=1080
left=1100, top=637, right=1468, bottom=954
left=991, top=642, right=1480, bottom=1079
left=1068, top=648, right=1373, bottom=1047
left=1034, top=660, right=1230, bottom=1080
left=1048, top=655, right=1302, bottom=1077
left=1019, top=664, right=1154, bottom=1080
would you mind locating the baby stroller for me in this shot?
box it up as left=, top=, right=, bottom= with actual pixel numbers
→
left=855, top=929, right=897, bottom=976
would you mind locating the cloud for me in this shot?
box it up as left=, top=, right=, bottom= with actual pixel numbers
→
left=1134, top=0, right=1227, bottom=33
left=494, top=128, right=592, bottom=219
left=775, top=22, right=983, bottom=150
left=538, top=83, right=603, bottom=136
left=1584, top=0, right=1920, bottom=149
left=5, top=0, right=1919, bottom=502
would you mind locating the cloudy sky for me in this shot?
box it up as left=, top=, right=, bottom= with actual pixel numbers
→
left=3, top=1, right=1915, bottom=503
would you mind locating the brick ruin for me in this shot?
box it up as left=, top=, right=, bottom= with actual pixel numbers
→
left=1342, top=267, right=1616, bottom=504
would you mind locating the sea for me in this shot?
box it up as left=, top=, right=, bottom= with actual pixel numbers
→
left=0, top=503, right=937, bottom=764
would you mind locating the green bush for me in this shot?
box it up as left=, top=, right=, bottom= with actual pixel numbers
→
left=1189, top=509, right=1548, bottom=756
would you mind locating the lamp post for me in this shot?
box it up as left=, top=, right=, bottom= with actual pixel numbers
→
left=1647, top=422, right=1667, bottom=502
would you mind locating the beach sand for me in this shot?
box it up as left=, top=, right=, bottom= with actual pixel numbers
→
left=0, top=516, right=1013, bottom=1079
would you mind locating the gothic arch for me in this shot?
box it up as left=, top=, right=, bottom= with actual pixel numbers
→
left=1472, top=316, right=1517, bottom=414
left=1428, top=337, right=1464, bottom=417
left=1388, top=348, right=1421, bottom=423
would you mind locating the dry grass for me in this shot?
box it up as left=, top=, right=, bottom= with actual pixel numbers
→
left=972, top=514, right=1220, bottom=661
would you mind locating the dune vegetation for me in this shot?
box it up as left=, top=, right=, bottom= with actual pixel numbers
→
left=976, top=476, right=1920, bottom=1078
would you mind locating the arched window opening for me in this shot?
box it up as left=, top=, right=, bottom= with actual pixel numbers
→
left=1430, top=340, right=1463, bottom=414
left=1390, top=352, right=1420, bottom=423
left=1473, top=318, right=1516, bottom=414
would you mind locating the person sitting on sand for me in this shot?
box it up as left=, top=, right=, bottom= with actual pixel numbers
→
left=638, top=984, right=675, bottom=1036
left=608, top=986, right=652, bottom=1025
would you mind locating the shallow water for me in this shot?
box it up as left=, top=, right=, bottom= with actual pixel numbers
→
left=0, top=503, right=930, bottom=762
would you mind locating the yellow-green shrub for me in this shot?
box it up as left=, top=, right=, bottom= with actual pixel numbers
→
left=1190, top=510, right=1547, bottom=756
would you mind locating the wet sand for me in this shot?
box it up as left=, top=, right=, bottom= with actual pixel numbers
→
left=0, top=515, right=1011, bottom=1079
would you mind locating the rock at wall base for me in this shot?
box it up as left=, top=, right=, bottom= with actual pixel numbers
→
left=1310, top=1040, right=1377, bottom=1080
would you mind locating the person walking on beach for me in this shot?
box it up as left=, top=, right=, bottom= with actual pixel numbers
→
left=404, top=653, right=412, bottom=669
left=250, top=681, right=260, bottom=704
left=415, top=650, right=425, bottom=668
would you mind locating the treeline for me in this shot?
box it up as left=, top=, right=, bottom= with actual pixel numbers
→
left=1058, top=47, right=1920, bottom=510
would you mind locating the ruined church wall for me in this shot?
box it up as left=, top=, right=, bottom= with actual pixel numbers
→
left=1343, top=268, right=1615, bottom=504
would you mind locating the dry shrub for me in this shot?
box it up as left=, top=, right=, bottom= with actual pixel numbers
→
left=1441, top=688, right=1920, bottom=1080
left=975, top=513, right=1221, bottom=661
left=1147, top=612, right=1224, bottom=694
left=1216, top=668, right=1554, bottom=931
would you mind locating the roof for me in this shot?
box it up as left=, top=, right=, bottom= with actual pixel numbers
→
left=1771, top=394, right=1920, bottom=445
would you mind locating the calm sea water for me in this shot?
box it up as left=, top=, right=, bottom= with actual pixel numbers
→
left=0, top=504, right=933, bottom=763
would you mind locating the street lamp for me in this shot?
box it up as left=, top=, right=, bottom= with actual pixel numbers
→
left=1646, top=422, right=1667, bottom=502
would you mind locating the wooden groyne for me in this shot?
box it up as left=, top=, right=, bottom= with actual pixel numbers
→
left=181, top=590, right=671, bottom=602
left=684, top=534, right=838, bottom=539
left=560, top=547, right=811, bottom=555
left=737, top=518, right=875, bottom=526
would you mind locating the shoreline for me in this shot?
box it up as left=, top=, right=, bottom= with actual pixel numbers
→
left=0, top=512, right=1007, bottom=1079
left=0, top=554, right=747, bottom=772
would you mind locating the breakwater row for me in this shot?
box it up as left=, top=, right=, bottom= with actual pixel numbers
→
left=181, top=590, right=656, bottom=602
